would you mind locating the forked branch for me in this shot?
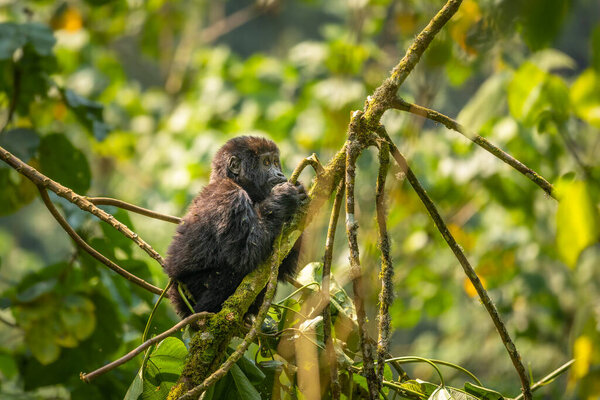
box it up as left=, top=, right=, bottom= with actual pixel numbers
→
left=38, top=187, right=162, bottom=295
left=0, top=145, right=167, bottom=270
left=390, top=98, right=556, bottom=199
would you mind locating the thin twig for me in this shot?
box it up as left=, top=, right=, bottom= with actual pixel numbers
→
left=345, top=138, right=380, bottom=400
left=87, top=197, right=182, bottom=224
left=379, top=128, right=532, bottom=400
left=178, top=237, right=283, bottom=399
left=80, top=312, right=211, bottom=382
left=290, top=153, right=325, bottom=184
left=513, top=359, right=574, bottom=400
left=375, top=142, right=394, bottom=381
left=0, top=145, right=166, bottom=269
left=165, top=3, right=264, bottom=94
left=38, top=187, right=162, bottom=295
left=390, top=97, right=556, bottom=199
left=322, top=178, right=345, bottom=400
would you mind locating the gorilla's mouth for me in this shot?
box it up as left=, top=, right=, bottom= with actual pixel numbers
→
left=268, top=176, right=287, bottom=186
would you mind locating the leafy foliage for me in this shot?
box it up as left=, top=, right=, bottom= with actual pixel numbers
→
left=0, top=0, right=598, bottom=399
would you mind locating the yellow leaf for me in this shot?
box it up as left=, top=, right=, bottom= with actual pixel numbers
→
left=556, top=181, right=600, bottom=268
left=573, top=336, right=593, bottom=379
left=464, top=275, right=486, bottom=298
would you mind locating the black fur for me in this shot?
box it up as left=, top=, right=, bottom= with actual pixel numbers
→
left=164, top=136, right=306, bottom=317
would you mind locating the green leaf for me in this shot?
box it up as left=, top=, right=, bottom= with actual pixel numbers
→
left=22, top=23, right=56, bottom=56
left=556, top=181, right=600, bottom=268
left=0, top=23, right=26, bottom=59
left=39, top=133, right=91, bottom=194
left=519, top=0, right=571, bottom=51
left=0, top=352, right=18, bottom=378
left=457, top=72, right=509, bottom=132
left=124, top=367, right=144, bottom=400
left=25, top=324, right=61, bottom=365
left=0, top=167, right=38, bottom=216
left=464, top=382, right=503, bottom=400
left=571, top=69, right=600, bottom=128
left=16, top=279, right=58, bottom=303
left=142, top=337, right=187, bottom=400
left=62, top=89, right=111, bottom=141
left=592, top=24, right=600, bottom=72
left=230, top=363, right=262, bottom=400
left=233, top=349, right=265, bottom=384
left=508, top=62, right=569, bottom=126
left=0, top=128, right=40, bottom=166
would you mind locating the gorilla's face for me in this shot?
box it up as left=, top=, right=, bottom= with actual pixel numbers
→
left=229, top=150, right=286, bottom=203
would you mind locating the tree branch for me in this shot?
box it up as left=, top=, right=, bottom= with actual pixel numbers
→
left=38, top=187, right=162, bottom=295
left=390, top=97, right=556, bottom=199
left=379, top=127, right=533, bottom=400
left=86, top=197, right=182, bottom=224
left=322, top=178, right=345, bottom=400
left=177, top=239, right=283, bottom=399
left=0, top=144, right=166, bottom=269
left=362, top=0, right=463, bottom=124
left=80, top=312, right=211, bottom=382
left=375, top=142, right=394, bottom=381
left=345, top=135, right=380, bottom=399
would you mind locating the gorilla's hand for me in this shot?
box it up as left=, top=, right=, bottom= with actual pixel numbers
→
left=262, top=181, right=307, bottom=222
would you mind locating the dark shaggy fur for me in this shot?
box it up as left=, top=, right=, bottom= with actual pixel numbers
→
left=164, top=136, right=306, bottom=317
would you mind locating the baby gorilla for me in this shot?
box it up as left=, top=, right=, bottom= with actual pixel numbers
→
left=164, top=136, right=306, bottom=317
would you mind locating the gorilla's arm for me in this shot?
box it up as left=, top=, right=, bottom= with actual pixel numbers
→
left=217, top=180, right=302, bottom=275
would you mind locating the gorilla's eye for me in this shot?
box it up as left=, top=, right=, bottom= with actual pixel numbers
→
left=263, top=158, right=270, bottom=166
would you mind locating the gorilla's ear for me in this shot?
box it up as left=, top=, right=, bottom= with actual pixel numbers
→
left=228, top=156, right=241, bottom=176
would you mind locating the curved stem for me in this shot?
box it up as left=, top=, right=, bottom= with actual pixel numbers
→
left=38, top=187, right=162, bottom=295
left=0, top=145, right=166, bottom=269
left=81, top=312, right=211, bottom=382
left=322, top=179, right=345, bottom=400
left=87, top=197, right=181, bottom=224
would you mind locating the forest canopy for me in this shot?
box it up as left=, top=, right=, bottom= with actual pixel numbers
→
left=0, top=0, right=599, bottom=399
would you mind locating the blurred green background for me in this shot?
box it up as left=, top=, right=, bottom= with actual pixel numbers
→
left=0, top=0, right=599, bottom=398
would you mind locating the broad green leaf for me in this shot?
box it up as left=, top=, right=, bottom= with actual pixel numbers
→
left=16, top=279, right=58, bottom=303
left=457, top=72, right=509, bottom=132
left=508, top=62, right=569, bottom=127
left=556, top=181, right=600, bottom=268
left=508, top=62, right=545, bottom=124
left=0, top=128, right=40, bottom=166
left=0, top=22, right=26, bottom=59
left=233, top=349, right=266, bottom=384
left=0, top=166, right=38, bottom=216
left=142, top=337, right=187, bottom=400
left=519, top=0, right=571, bottom=51
left=571, top=69, right=600, bottom=128
left=25, top=325, right=61, bottom=365
left=230, top=363, right=262, bottom=400
left=39, top=133, right=91, bottom=194
left=0, top=353, right=18, bottom=378
left=22, top=23, right=56, bottom=56
left=124, top=367, right=144, bottom=400
left=62, top=89, right=111, bottom=140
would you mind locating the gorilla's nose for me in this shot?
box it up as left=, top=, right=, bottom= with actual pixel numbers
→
left=270, top=171, right=287, bottom=184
